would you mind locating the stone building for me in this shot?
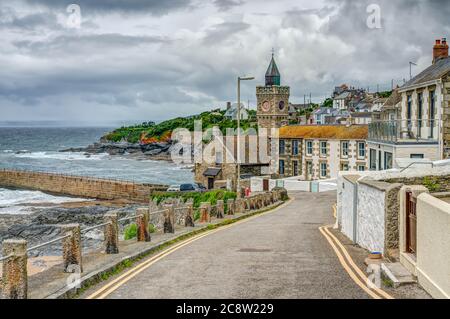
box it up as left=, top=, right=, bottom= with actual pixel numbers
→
left=275, top=125, right=368, bottom=180
left=367, top=37, right=450, bottom=170
left=256, top=54, right=290, bottom=132
left=194, top=135, right=270, bottom=189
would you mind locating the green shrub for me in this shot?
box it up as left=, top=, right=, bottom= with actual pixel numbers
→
left=422, top=176, right=440, bottom=192
left=151, top=189, right=236, bottom=209
left=124, top=223, right=137, bottom=240
left=148, top=223, right=156, bottom=233
left=194, top=210, right=200, bottom=221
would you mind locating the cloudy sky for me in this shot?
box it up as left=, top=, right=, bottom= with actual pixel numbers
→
left=0, top=0, right=449, bottom=125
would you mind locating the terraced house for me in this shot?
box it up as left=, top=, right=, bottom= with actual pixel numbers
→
left=368, top=38, right=450, bottom=169
left=276, top=125, right=368, bottom=180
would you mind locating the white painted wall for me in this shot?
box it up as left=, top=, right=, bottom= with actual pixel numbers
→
left=341, top=178, right=357, bottom=241
left=356, top=182, right=385, bottom=253
left=416, top=193, right=450, bottom=299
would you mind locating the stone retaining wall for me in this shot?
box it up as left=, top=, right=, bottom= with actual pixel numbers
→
left=0, top=169, right=167, bottom=203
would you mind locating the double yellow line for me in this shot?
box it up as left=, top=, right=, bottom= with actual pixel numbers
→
left=86, top=199, right=292, bottom=299
left=319, top=225, right=394, bottom=299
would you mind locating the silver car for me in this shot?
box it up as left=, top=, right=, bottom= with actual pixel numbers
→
left=166, top=185, right=180, bottom=192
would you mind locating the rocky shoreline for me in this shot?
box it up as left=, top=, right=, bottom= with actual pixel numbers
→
left=0, top=202, right=141, bottom=257
left=59, top=139, right=174, bottom=161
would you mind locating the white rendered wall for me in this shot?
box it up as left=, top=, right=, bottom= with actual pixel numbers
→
left=356, top=182, right=385, bottom=253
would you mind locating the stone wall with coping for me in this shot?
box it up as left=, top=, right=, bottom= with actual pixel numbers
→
left=0, top=169, right=167, bottom=203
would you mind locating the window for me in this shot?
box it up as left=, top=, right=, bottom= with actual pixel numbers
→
left=320, top=163, right=327, bottom=178
left=279, top=160, right=285, bottom=175
left=292, top=140, right=299, bottom=155
left=407, top=95, right=412, bottom=125
left=410, top=154, right=424, bottom=159
left=384, top=152, right=393, bottom=170
left=279, top=140, right=285, bottom=155
left=358, top=142, right=366, bottom=158
left=306, top=141, right=313, bottom=155
left=320, top=141, right=327, bottom=156
left=369, top=149, right=377, bottom=170
left=358, top=165, right=365, bottom=172
left=292, top=160, right=299, bottom=176
left=340, top=163, right=349, bottom=171
left=341, top=141, right=349, bottom=157
left=418, top=93, right=423, bottom=137
left=430, top=90, right=436, bottom=138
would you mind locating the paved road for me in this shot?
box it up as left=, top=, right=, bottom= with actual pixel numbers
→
left=92, top=191, right=369, bottom=299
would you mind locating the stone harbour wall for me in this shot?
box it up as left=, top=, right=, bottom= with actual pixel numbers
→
left=0, top=169, right=167, bottom=203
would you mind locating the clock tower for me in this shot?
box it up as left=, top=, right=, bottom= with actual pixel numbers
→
left=256, top=53, right=290, bottom=132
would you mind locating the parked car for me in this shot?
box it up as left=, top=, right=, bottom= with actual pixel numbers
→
left=166, top=185, right=180, bottom=192
left=179, top=183, right=206, bottom=192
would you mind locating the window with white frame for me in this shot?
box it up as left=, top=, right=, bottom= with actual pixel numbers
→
left=341, top=141, right=349, bottom=157
left=358, top=142, right=366, bottom=158
left=320, top=141, right=327, bottom=156
left=306, top=141, right=313, bottom=155
left=292, top=140, right=299, bottom=155
left=358, top=165, right=365, bottom=171
left=320, top=163, right=327, bottom=178
left=279, top=140, right=285, bottom=155
left=279, top=160, right=285, bottom=175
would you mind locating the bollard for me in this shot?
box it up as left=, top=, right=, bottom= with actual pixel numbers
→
left=1, top=239, right=28, bottom=299
left=104, top=212, right=119, bottom=254
left=199, top=202, right=211, bottom=223
left=61, top=224, right=82, bottom=273
left=136, top=208, right=151, bottom=242
left=235, top=198, right=243, bottom=214
left=216, top=200, right=224, bottom=218
left=164, top=205, right=175, bottom=233
left=226, top=199, right=235, bottom=215
left=185, top=202, right=195, bottom=227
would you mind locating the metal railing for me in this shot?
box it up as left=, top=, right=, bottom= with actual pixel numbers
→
left=400, top=161, right=434, bottom=172
left=368, top=119, right=440, bottom=144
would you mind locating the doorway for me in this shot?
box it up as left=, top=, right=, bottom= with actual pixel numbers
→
left=207, top=178, right=214, bottom=190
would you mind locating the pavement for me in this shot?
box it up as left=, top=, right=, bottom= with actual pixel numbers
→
left=82, top=191, right=370, bottom=299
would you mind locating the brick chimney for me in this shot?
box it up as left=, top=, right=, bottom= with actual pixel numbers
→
left=433, top=38, right=449, bottom=64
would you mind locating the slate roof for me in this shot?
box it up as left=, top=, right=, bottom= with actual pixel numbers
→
left=382, top=89, right=401, bottom=109
left=279, top=125, right=368, bottom=140
left=203, top=167, right=221, bottom=177
left=335, top=91, right=351, bottom=99
left=402, top=56, right=450, bottom=89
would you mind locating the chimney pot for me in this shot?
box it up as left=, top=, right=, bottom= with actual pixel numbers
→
left=433, top=37, right=449, bottom=64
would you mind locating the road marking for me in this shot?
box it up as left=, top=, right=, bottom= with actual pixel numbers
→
left=319, top=225, right=394, bottom=300
left=86, top=199, right=293, bottom=299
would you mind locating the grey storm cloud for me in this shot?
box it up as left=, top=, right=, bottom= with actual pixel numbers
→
left=22, top=0, right=194, bottom=15
left=0, top=0, right=449, bottom=123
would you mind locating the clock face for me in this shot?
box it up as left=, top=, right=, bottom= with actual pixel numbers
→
left=278, top=101, right=285, bottom=111
left=262, top=101, right=270, bottom=112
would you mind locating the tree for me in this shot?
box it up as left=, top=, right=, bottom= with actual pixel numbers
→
left=323, top=98, right=333, bottom=108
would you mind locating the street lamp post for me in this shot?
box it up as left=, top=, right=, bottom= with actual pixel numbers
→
left=236, top=76, right=254, bottom=198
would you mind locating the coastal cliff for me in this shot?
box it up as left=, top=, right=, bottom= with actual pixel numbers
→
left=61, top=108, right=257, bottom=160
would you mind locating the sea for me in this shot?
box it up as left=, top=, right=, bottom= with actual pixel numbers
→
left=0, top=127, right=193, bottom=214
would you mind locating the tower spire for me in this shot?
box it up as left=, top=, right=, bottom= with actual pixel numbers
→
left=265, top=51, right=280, bottom=86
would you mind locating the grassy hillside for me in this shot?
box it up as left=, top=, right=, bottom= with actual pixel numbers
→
left=103, top=109, right=257, bottom=144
